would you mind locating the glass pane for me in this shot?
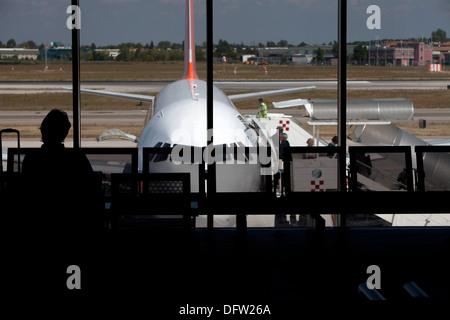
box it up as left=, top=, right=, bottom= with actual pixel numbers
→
left=215, top=0, right=340, bottom=197
left=346, top=2, right=450, bottom=227
left=347, top=1, right=450, bottom=187
left=353, top=151, right=410, bottom=191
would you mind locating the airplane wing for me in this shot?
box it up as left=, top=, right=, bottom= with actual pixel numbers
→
left=272, top=98, right=313, bottom=116
left=272, top=99, right=311, bottom=108
left=96, top=128, right=139, bottom=142
left=227, top=86, right=316, bottom=102
left=62, top=87, right=155, bottom=103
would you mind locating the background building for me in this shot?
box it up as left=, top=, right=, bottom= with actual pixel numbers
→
left=244, top=45, right=339, bottom=65
left=368, top=42, right=432, bottom=66
left=433, top=41, right=450, bottom=65
left=0, top=48, right=39, bottom=60
left=40, top=42, right=72, bottom=60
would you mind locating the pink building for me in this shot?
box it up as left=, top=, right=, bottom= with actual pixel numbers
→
left=369, top=42, right=433, bottom=67
left=411, top=43, right=433, bottom=66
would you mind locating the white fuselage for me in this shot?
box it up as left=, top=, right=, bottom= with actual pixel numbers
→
left=137, top=79, right=263, bottom=193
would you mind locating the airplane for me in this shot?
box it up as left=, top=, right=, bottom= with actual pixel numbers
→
left=64, top=0, right=315, bottom=227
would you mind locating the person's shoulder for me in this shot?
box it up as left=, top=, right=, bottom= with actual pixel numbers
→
left=23, top=147, right=47, bottom=163
left=67, top=149, right=94, bottom=172
left=22, top=148, right=50, bottom=174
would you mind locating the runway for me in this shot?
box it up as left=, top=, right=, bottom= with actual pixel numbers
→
left=216, top=79, right=450, bottom=91
left=1, top=80, right=449, bottom=134
left=1, top=108, right=450, bottom=127
left=0, top=79, right=449, bottom=94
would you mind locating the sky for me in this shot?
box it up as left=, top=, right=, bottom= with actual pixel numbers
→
left=0, top=0, right=449, bottom=47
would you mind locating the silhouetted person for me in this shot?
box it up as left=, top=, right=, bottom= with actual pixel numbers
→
left=270, top=125, right=283, bottom=192
left=22, top=109, right=101, bottom=231
left=273, top=131, right=287, bottom=196
left=279, top=133, right=292, bottom=194
left=274, top=133, right=292, bottom=226
left=19, top=110, right=101, bottom=294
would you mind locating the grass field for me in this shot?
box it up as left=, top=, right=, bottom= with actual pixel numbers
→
left=2, top=89, right=450, bottom=111
left=1, top=61, right=450, bottom=81
left=0, top=92, right=152, bottom=111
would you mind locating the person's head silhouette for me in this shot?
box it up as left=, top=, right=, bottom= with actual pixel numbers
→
left=40, top=109, right=71, bottom=146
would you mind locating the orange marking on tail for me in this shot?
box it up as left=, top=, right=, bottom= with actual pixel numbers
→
left=183, top=0, right=198, bottom=80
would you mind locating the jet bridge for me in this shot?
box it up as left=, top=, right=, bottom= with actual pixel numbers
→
left=307, top=98, right=414, bottom=122
left=298, top=96, right=449, bottom=194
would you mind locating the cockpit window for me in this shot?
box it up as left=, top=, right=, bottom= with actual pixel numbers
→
left=153, top=142, right=171, bottom=162
left=148, top=142, right=170, bottom=163
left=147, top=142, right=161, bottom=162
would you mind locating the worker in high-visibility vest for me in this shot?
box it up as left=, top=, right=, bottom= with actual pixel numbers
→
left=258, top=98, right=268, bottom=118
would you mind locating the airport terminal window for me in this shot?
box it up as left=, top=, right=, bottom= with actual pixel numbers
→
left=347, top=1, right=449, bottom=148
left=2, top=1, right=449, bottom=231
left=343, top=1, right=450, bottom=226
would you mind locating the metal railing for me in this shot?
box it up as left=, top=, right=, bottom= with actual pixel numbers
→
left=348, top=146, right=414, bottom=192
left=1, top=145, right=449, bottom=235
left=354, top=159, right=408, bottom=191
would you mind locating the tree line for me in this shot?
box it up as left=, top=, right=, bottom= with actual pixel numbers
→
left=88, top=39, right=307, bottom=62
left=1, top=28, right=447, bottom=64
left=0, top=39, right=40, bottom=49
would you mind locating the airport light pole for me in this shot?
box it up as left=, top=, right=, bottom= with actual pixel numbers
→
left=71, top=0, right=81, bottom=149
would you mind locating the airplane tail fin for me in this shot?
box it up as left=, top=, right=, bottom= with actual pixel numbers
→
left=183, top=0, right=199, bottom=80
